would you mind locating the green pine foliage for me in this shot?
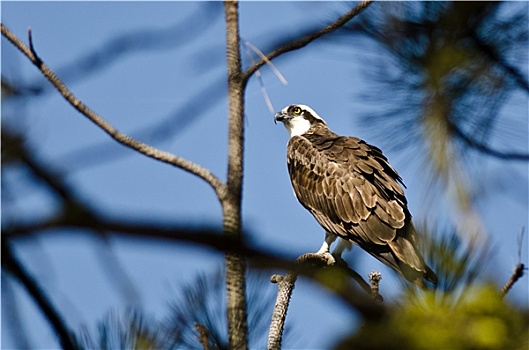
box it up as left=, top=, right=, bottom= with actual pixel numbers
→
left=337, top=284, right=528, bottom=350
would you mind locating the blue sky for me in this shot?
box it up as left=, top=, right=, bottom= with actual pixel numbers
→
left=2, top=2, right=528, bottom=349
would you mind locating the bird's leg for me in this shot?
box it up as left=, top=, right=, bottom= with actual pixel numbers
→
left=331, top=238, right=352, bottom=259
left=331, top=238, right=352, bottom=266
left=316, top=232, right=336, bottom=254
left=314, top=232, right=337, bottom=265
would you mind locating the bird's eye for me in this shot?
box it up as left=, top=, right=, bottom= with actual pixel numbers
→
left=293, top=106, right=302, bottom=115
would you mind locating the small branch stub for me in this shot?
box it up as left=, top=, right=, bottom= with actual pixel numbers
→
left=195, top=323, right=211, bottom=350
left=501, top=263, right=526, bottom=297
left=270, top=274, right=284, bottom=284
left=368, top=270, right=383, bottom=303
left=28, top=27, right=42, bottom=65
left=501, top=228, right=527, bottom=297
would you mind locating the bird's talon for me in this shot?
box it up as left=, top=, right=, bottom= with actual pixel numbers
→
left=320, top=252, right=336, bottom=266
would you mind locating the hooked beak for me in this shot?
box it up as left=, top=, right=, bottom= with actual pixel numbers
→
left=274, top=112, right=287, bottom=125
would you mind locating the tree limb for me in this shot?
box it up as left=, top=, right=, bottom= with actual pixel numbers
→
left=0, top=23, right=227, bottom=200
left=242, top=0, right=373, bottom=82
left=223, top=1, right=248, bottom=348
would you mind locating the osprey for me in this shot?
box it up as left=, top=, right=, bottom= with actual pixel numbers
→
left=275, top=104, right=437, bottom=286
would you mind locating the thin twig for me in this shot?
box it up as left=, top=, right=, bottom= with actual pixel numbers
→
left=243, top=0, right=373, bottom=82
left=244, top=41, right=288, bottom=85
left=243, top=42, right=277, bottom=114
left=501, top=263, right=526, bottom=297
left=1, top=23, right=226, bottom=200
left=501, top=228, right=527, bottom=297
left=27, top=27, right=42, bottom=65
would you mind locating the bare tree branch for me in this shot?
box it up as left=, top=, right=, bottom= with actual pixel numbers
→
left=242, top=0, right=373, bottom=82
left=1, top=238, right=80, bottom=350
left=0, top=23, right=226, bottom=200
left=267, top=253, right=384, bottom=350
left=267, top=273, right=295, bottom=350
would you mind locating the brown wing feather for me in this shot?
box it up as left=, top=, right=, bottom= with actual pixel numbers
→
left=287, top=127, right=436, bottom=285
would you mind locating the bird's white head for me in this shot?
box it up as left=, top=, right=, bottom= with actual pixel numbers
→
left=274, top=104, right=327, bottom=137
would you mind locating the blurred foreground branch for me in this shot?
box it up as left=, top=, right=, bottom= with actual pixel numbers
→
left=450, top=121, right=529, bottom=161
left=1, top=238, right=79, bottom=350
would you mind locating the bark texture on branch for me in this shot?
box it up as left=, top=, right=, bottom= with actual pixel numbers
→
left=267, top=254, right=333, bottom=350
left=267, top=272, right=297, bottom=350
left=223, top=1, right=248, bottom=349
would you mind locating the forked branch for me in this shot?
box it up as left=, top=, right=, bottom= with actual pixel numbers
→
left=267, top=253, right=383, bottom=350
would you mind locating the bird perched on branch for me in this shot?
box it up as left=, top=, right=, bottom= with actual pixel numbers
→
left=274, top=104, right=437, bottom=287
